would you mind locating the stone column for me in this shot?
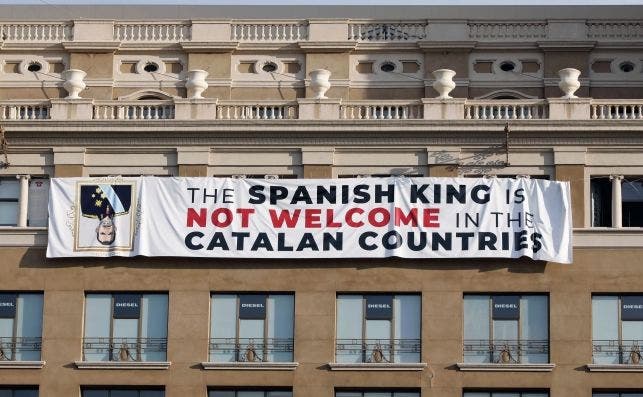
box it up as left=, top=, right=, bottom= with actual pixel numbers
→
left=611, top=174, right=623, bottom=228
left=16, top=174, right=30, bottom=227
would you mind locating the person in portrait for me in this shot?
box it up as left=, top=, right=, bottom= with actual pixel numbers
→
left=79, top=184, right=132, bottom=246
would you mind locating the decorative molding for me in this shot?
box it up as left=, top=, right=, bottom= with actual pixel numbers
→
left=586, top=364, right=643, bottom=372
left=328, top=362, right=427, bottom=371
left=201, top=362, right=298, bottom=370
left=74, top=361, right=171, bottom=370
left=0, top=361, right=45, bottom=369
left=456, top=362, right=555, bottom=372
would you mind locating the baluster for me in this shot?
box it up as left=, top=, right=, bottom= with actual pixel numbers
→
left=637, top=105, right=642, bottom=120
left=473, top=106, right=479, bottom=120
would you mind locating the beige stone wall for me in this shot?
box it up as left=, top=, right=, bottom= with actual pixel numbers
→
left=1, top=247, right=642, bottom=396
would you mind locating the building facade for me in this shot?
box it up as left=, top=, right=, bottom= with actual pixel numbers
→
left=0, top=4, right=642, bottom=397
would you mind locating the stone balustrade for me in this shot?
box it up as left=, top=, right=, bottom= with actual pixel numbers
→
left=0, top=98, right=640, bottom=122
left=0, top=19, right=640, bottom=44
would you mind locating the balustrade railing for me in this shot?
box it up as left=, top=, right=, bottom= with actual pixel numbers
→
left=587, top=21, right=643, bottom=40
left=469, top=22, right=547, bottom=40
left=591, top=101, right=643, bottom=120
left=465, top=100, right=548, bottom=120
left=593, top=339, right=643, bottom=364
left=335, top=338, right=421, bottom=363
left=209, top=337, right=294, bottom=363
left=348, top=22, right=427, bottom=41
left=216, top=101, right=298, bottom=120
left=93, top=101, right=175, bottom=120
left=0, top=102, right=50, bottom=120
left=115, top=22, right=191, bottom=42
left=0, top=23, right=72, bottom=41
left=231, top=22, right=308, bottom=41
left=463, top=339, right=550, bottom=364
left=341, top=101, right=423, bottom=120
left=82, top=337, right=167, bottom=362
left=0, top=337, right=42, bottom=361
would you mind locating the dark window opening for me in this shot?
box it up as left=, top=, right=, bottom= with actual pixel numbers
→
left=619, top=62, right=635, bottom=73
left=622, top=178, right=643, bottom=227
left=261, top=62, right=277, bottom=73
left=591, top=177, right=612, bottom=227
left=26, top=63, right=42, bottom=72
left=143, top=63, right=159, bottom=73
left=380, top=62, right=396, bottom=73
left=499, top=61, right=516, bottom=72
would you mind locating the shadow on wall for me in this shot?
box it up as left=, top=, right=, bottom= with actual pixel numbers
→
left=19, top=247, right=547, bottom=274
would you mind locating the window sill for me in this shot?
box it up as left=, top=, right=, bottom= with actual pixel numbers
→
left=456, top=363, right=555, bottom=372
left=574, top=228, right=643, bottom=247
left=586, top=364, right=643, bottom=372
left=74, top=361, right=171, bottom=370
left=201, top=362, right=299, bottom=370
left=328, top=362, right=427, bottom=371
left=0, top=361, right=45, bottom=369
left=0, top=227, right=47, bottom=247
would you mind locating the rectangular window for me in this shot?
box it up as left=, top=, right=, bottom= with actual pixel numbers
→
left=593, top=393, right=643, bottom=397
left=463, top=294, right=549, bottom=364
left=0, top=388, right=39, bottom=397
left=336, top=294, right=421, bottom=363
left=209, top=390, right=292, bottom=397
left=82, top=389, right=164, bottom=397
left=464, top=392, right=548, bottom=397
left=592, top=295, right=643, bottom=364
left=0, top=178, right=19, bottom=226
left=336, top=390, right=419, bottom=397
left=0, top=293, right=43, bottom=361
left=591, top=177, right=643, bottom=227
left=83, top=293, right=168, bottom=362
left=27, top=178, right=49, bottom=227
left=210, top=294, right=294, bottom=363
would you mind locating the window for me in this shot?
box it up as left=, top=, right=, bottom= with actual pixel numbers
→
left=210, top=294, right=294, bottom=363
left=0, top=388, right=38, bottom=397
left=82, top=293, right=168, bottom=362
left=209, top=390, right=292, bottom=397
left=594, top=393, right=643, bottom=397
left=336, top=391, right=419, bottom=397
left=27, top=178, right=49, bottom=227
left=0, top=178, right=19, bottom=226
left=82, top=389, right=164, bottom=397
left=464, top=392, right=548, bottom=397
left=591, top=177, right=643, bottom=227
left=592, top=295, right=643, bottom=364
left=0, top=293, right=43, bottom=361
left=463, top=295, right=549, bottom=364
left=336, top=294, right=421, bottom=363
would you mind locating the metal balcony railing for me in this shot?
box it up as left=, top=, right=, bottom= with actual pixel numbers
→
left=463, top=339, right=550, bottom=364
left=209, top=337, right=294, bottom=362
left=82, top=337, right=167, bottom=362
left=0, top=337, right=42, bottom=361
left=335, top=338, right=421, bottom=363
left=593, top=339, right=643, bottom=364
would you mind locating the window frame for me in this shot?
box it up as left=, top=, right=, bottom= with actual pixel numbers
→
left=0, top=292, right=44, bottom=362
left=208, top=389, right=293, bottom=397
left=335, top=389, right=421, bottom=397
left=209, top=292, right=295, bottom=363
left=81, top=387, right=165, bottom=397
left=592, top=294, right=643, bottom=365
left=335, top=293, right=422, bottom=364
left=0, top=177, right=20, bottom=226
left=82, top=292, right=168, bottom=362
left=463, top=390, right=550, bottom=397
left=463, top=293, right=550, bottom=364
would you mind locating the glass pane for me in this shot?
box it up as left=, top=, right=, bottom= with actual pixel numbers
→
left=364, top=393, right=391, bottom=397
left=336, top=295, right=363, bottom=363
left=111, top=391, right=138, bottom=397
left=522, top=394, right=549, bottom=397
left=365, top=319, right=391, bottom=363
left=592, top=296, right=619, bottom=364
left=493, top=320, right=519, bottom=363
left=464, top=295, right=491, bottom=363
left=394, top=393, right=420, bottom=397
left=210, top=295, right=237, bottom=362
left=0, top=318, right=15, bottom=360
left=491, top=393, right=520, bottom=397
left=394, top=295, right=421, bottom=363
left=15, top=294, right=43, bottom=360
left=13, top=391, right=38, bottom=397
left=622, top=178, right=643, bottom=227
left=0, top=390, right=10, bottom=397
left=520, top=295, right=548, bottom=363
left=0, top=179, right=19, bottom=199
left=463, top=393, right=489, bottom=397
left=140, top=294, right=168, bottom=361
left=266, top=294, right=294, bottom=362
left=84, top=294, right=111, bottom=361
left=28, top=178, right=49, bottom=227
left=266, top=392, right=292, bottom=397
left=239, top=316, right=264, bottom=362
left=83, top=392, right=109, bottom=397
left=336, top=393, right=362, bottom=397
left=209, top=391, right=235, bottom=397
left=237, top=392, right=263, bottom=397
left=139, top=391, right=164, bottom=397
left=112, top=318, right=138, bottom=361
left=592, top=394, right=618, bottom=397
left=0, top=201, right=19, bottom=226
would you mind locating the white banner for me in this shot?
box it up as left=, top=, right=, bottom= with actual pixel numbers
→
left=46, top=176, right=572, bottom=263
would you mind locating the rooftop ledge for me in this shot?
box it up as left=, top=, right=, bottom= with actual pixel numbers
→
left=201, top=362, right=298, bottom=370
left=457, top=363, right=555, bottom=372
left=74, top=361, right=171, bottom=370
left=328, top=362, right=427, bottom=371
left=586, top=364, right=643, bottom=372
left=0, top=361, right=45, bottom=369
